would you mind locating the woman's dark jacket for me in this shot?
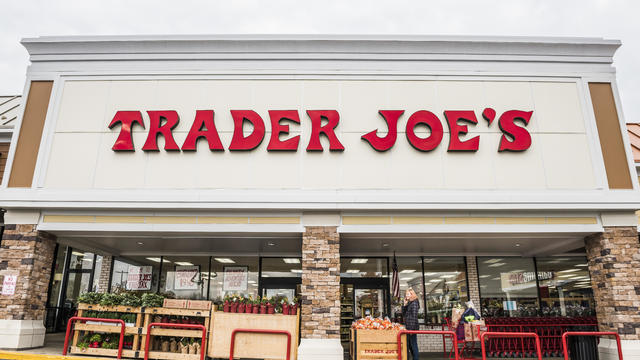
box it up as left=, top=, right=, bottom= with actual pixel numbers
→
left=402, top=299, right=420, bottom=330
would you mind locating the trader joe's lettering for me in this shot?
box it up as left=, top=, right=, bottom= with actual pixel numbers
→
left=108, top=108, right=532, bottom=153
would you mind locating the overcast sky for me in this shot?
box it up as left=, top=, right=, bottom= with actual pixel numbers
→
left=1, top=0, right=639, bottom=122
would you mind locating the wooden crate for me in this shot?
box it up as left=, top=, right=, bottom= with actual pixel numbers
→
left=140, top=307, right=211, bottom=360
left=350, top=329, right=407, bottom=360
left=70, top=303, right=143, bottom=358
left=208, top=309, right=300, bottom=360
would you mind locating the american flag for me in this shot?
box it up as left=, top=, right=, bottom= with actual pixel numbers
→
left=391, top=252, right=400, bottom=298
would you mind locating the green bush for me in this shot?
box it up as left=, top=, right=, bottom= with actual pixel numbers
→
left=141, top=293, right=164, bottom=307
left=99, top=293, right=124, bottom=307
left=78, top=292, right=103, bottom=304
left=120, top=292, right=142, bottom=307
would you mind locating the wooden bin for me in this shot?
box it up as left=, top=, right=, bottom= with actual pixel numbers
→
left=70, top=303, right=143, bottom=358
left=140, top=307, right=211, bottom=360
left=208, top=310, right=300, bottom=360
left=350, top=329, right=407, bottom=360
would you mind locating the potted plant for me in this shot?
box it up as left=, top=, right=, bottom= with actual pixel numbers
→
left=291, top=297, right=299, bottom=315
left=223, top=295, right=230, bottom=312
left=282, top=297, right=290, bottom=315
left=230, top=295, right=238, bottom=313
left=89, top=333, right=102, bottom=348
left=267, top=297, right=275, bottom=314
left=252, top=298, right=259, bottom=314
left=245, top=296, right=254, bottom=313
left=260, top=297, right=267, bottom=314
left=238, top=296, right=246, bottom=313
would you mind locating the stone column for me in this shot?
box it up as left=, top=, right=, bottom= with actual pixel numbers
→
left=96, top=255, right=113, bottom=293
left=465, top=256, right=481, bottom=313
left=585, top=226, right=640, bottom=359
left=0, top=224, right=56, bottom=349
left=298, top=226, right=342, bottom=360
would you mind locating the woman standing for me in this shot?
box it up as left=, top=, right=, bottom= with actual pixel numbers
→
left=402, top=288, right=420, bottom=360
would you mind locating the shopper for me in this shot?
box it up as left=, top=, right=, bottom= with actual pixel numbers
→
left=402, top=288, right=420, bottom=360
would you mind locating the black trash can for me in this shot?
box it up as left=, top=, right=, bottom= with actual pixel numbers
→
left=568, top=326, right=599, bottom=360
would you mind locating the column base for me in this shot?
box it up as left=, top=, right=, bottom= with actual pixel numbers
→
left=599, top=338, right=640, bottom=360
left=298, top=338, right=343, bottom=360
left=0, top=320, right=46, bottom=349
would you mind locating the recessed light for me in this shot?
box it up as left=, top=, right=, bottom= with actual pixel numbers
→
left=137, top=242, right=144, bottom=245
left=214, top=258, right=235, bottom=264
left=267, top=242, right=275, bottom=246
left=515, top=243, right=521, bottom=247
left=290, top=269, right=303, bottom=273
left=484, top=258, right=503, bottom=264
left=440, top=274, right=455, bottom=279
left=72, top=251, right=85, bottom=256
left=146, top=257, right=162, bottom=263
left=346, top=269, right=360, bottom=274
left=283, top=258, right=300, bottom=264
left=558, top=269, right=580, bottom=273
left=479, top=275, right=490, bottom=278
left=488, top=263, right=506, bottom=267
left=400, top=269, right=416, bottom=274
left=446, top=281, right=459, bottom=284
left=575, top=263, right=589, bottom=267
left=174, top=262, right=194, bottom=266
left=425, top=272, right=438, bottom=276
left=382, top=243, right=389, bottom=247
left=350, top=259, right=368, bottom=264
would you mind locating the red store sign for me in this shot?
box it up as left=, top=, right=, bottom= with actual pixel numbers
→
left=108, top=108, right=532, bottom=153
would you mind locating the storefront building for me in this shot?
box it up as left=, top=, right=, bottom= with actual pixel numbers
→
left=0, top=35, right=639, bottom=359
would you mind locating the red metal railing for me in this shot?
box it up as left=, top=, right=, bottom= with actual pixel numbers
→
left=480, top=332, right=542, bottom=360
left=562, top=331, right=622, bottom=360
left=62, top=316, right=125, bottom=359
left=397, top=330, right=459, bottom=360
left=144, top=322, right=207, bottom=360
left=230, top=328, right=292, bottom=360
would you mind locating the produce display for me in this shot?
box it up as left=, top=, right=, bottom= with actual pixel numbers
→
left=350, top=316, right=405, bottom=330
left=221, top=294, right=299, bottom=315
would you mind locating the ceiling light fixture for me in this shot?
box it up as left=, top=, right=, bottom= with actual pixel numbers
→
left=137, top=242, right=144, bottom=245
left=400, top=269, right=416, bottom=274
left=283, top=258, right=300, bottom=264
left=487, top=263, right=506, bottom=267
left=350, top=259, right=368, bottom=264
left=346, top=269, right=360, bottom=274
left=290, top=269, right=303, bottom=273
left=214, top=258, right=235, bottom=264
left=174, top=262, right=194, bottom=266
left=146, top=257, right=162, bottom=263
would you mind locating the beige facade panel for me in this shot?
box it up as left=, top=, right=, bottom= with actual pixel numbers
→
left=43, top=80, right=598, bottom=191
left=588, top=82, right=633, bottom=189
left=8, top=81, right=53, bottom=187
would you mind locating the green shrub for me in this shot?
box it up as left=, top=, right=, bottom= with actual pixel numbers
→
left=78, top=292, right=103, bottom=304
left=99, top=293, right=124, bottom=307
left=120, top=292, right=142, bottom=307
left=141, top=293, right=164, bottom=307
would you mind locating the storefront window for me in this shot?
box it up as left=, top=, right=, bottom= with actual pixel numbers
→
left=536, top=256, right=595, bottom=317
left=340, top=257, right=388, bottom=278
left=478, top=257, right=539, bottom=317
left=261, top=257, right=302, bottom=278
left=65, top=251, right=95, bottom=302
left=423, top=257, right=468, bottom=324
left=209, top=257, right=259, bottom=302
left=91, top=255, right=103, bottom=292
left=392, top=257, right=424, bottom=321
left=47, top=246, right=67, bottom=307
left=110, top=257, right=160, bottom=293
left=160, top=256, right=210, bottom=300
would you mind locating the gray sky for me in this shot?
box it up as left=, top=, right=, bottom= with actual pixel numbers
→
left=1, top=0, right=638, bottom=122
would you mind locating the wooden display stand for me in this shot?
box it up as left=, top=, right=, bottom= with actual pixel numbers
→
left=69, top=303, right=143, bottom=358
left=140, top=307, right=211, bottom=360
left=208, top=309, right=300, bottom=360
left=350, top=329, right=407, bottom=360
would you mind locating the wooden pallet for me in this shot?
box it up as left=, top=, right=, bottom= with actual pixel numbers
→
left=350, top=329, right=407, bottom=360
left=139, top=307, right=211, bottom=359
left=208, top=309, right=300, bottom=360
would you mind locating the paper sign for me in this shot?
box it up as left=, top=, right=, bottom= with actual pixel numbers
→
left=223, top=266, right=248, bottom=291
left=126, top=265, right=152, bottom=290
left=503, top=300, right=517, bottom=311
left=175, top=266, right=199, bottom=290
left=1, top=275, right=17, bottom=295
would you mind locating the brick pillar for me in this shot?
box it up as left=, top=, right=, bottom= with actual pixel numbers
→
left=585, top=226, right=640, bottom=338
left=96, top=255, right=113, bottom=293
left=465, top=256, right=481, bottom=313
left=300, top=226, right=340, bottom=339
left=0, top=224, right=56, bottom=349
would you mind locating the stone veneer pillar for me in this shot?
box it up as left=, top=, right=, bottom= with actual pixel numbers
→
left=96, top=255, right=113, bottom=293
left=465, top=256, right=481, bottom=313
left=0, top=224, right=56, bottom=349
left=297, top=226, right=343, bottom=360
left=585, top=226, right=640, bottom=359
